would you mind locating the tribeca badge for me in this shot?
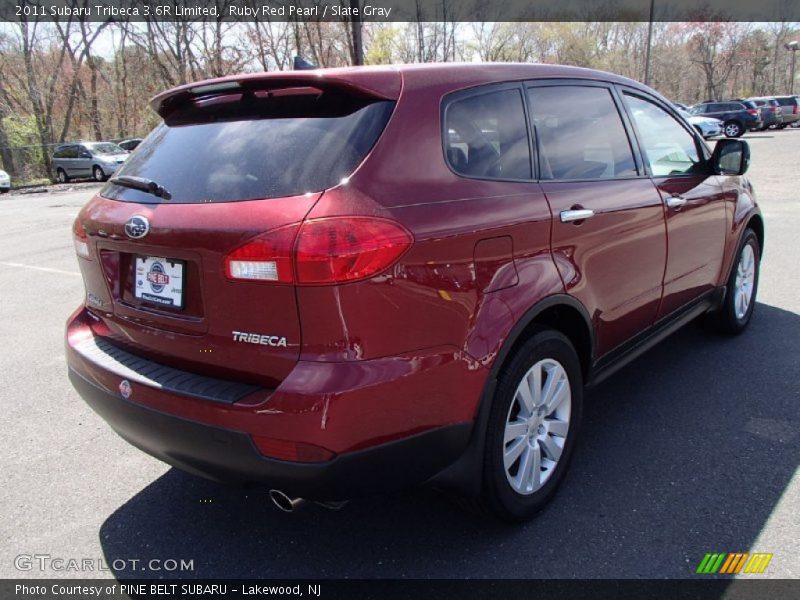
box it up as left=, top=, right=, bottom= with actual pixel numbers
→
left=696, top=552, right=773, bottom=575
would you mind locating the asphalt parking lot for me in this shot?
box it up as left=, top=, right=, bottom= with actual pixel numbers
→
left=1, top=130, right=798, bottom=581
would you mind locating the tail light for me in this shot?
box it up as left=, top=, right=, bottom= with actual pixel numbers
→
left=225, top=217, right=413, bottom=285
left=772, top=106, right=781, bottom=113
left=295, top=217, right=413, bottom=284
left=794, top=105, right=799, bottom=114
left=73, top=220, right=91, bottom=259
left=746, top=108, right=759, bottom=116
left=225, top=224, right=298, bottom=283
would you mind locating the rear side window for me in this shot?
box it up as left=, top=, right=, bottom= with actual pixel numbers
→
left=527, top=86, right=637, bottom=180
left=623, top=94, right=702, bottom=177
left=444, top=88, right=531, bottom=180
left=102, top=92, right=394, bottom=204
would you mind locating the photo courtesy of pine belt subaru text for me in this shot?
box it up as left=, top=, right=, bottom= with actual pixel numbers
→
left=66, top=63, right=763, bottom=522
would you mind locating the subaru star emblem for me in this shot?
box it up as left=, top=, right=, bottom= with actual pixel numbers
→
left=119, top=380, right=132, bottom=399
left=124, top=215, right=150, bottom=239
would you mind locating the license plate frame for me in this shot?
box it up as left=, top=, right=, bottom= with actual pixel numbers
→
left=134, top=255, right=185, bottom=309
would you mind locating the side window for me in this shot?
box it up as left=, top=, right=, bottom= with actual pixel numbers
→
left=623, top=94, right=702, bottom=177
left=444, top=88, right=531, bottom=180
left=527, top=85, right=637, bottom=180
left=65, top=146, right=78, bottom=159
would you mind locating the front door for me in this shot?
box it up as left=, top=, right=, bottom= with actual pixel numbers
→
left=527, top=82, right=668, bottom=357
left=621, top=92, right=727, bottom=318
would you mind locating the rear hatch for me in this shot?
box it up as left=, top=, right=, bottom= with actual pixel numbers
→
left=73, top=75, right=397, bottom=387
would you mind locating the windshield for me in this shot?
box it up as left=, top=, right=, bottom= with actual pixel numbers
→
left=90, top=143, right=125, bottom=155
left=102, top=97, right=394, bottom=204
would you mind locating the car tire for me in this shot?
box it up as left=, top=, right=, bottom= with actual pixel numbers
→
left=56, top=168, right=69, bottom=184
left=777, top=124, right=788, bottom=129
left=482, top=328, right=583, bottom=522
left=0, top=189, right=8, bottom=194
left=706, top=229, right=760, bottom=335
left=92, top=166, right=107, bottom=182
left=723, top=121, right=743, bottom=138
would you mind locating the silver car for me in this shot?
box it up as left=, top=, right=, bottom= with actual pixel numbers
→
left=52, top=142, right=128, bottom=183
left=0, top=169, right=9, bottom=193
left=679, top=108, right=722, bottom=139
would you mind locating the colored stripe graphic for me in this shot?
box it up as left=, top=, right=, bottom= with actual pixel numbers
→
left=743, top=553, right=773, bottom=574
left=720, top=553, right=749, bottom=574
left=697, top=553, right=726, bottom=574
left=697, top=552, right=773, bottom=575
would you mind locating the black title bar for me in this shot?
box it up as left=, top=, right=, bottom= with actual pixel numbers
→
left=4, top=579, right=800, bottom=600
left=1, top=0, right=799, bottom=23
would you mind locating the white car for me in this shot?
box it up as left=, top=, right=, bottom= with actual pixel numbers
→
left=0, top=170, right=10, bottom=193
left=678, top=108, right=722, bottom=139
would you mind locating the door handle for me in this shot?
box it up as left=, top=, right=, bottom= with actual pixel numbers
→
left=665, top=195, right=688, bottom=209
left=560, top=209, right=595, bottom=223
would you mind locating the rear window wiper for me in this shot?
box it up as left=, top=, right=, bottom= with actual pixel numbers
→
left=110, top=175, right=172, bottom=201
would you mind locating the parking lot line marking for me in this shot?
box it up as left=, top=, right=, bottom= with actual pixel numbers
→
left=0, top=261, right=80, bottom=276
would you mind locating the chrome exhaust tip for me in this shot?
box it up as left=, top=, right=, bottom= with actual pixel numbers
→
left=269, top=489, right=306, bottom=513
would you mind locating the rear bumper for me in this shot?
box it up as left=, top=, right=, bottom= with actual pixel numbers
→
left=66, top=307, right=482, bottom=498
left=69, top=369, right=470, bottom=499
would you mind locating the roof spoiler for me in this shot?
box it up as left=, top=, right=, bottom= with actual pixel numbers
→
left=150, top=70, right=401, bottom=119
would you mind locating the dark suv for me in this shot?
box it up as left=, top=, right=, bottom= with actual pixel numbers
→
left=772, top=95, right=800, bottom=127
left=746, top=97, right=784, bottom=130
left=689, top=100, right=762, bottom=137
left=66, top=64, right=763, bottom=521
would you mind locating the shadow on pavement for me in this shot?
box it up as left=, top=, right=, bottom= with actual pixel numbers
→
left=99, top=302, right=799, bottom=579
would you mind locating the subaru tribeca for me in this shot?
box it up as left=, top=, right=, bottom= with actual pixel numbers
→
left=66, top=64, right=763, bottom=521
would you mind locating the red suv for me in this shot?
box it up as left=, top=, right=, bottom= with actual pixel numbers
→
left=66, top=64, right=763, bottom=521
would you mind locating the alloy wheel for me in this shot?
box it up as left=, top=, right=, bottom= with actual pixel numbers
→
left=503, top=358, right=571, bottom=495
left=724, top=123, right=741, bottom=137
left=734, top=244, right=755, bottom=320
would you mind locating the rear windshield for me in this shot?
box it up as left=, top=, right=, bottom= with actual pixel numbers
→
left=101, top=93, right=394, bottom=204
left=776, top=97, right=799, bottom=107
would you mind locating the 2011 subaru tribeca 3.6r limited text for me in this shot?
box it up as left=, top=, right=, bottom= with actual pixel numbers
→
left=66, top=64, right=763, bottom=521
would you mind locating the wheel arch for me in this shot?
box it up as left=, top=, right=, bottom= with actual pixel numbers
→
left=429, top=294, right=594, bottom=496
left=746, top=213, right=764, bottom=256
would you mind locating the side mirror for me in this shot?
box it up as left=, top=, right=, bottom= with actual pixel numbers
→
left=80, top=151, right=92, bottom=159
left=712, top=138, right=750, bottom=175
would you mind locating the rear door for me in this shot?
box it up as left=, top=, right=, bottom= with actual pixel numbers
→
left=74, top=82, right=396, bottom=387
left=527, top=81, right=667, bottom=356
left=620, top=90, right=726, bottom=317
left=63, top=145, right=80, bottom=176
